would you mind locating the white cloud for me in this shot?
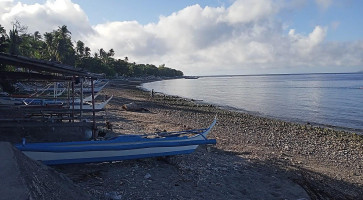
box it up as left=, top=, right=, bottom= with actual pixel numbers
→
left=0, top=0, right=93, bottom=40
left=223, top=0, right=280, bottom=24
left=288, top=26, right=327, bottom=55
left=87, top=21, right=166, bottom=56
left=0, top=0, right=362, bottom=75
left=0, top=0, right=14, bottom=12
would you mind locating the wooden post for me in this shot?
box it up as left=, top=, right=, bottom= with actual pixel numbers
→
left=72, top=78, right=75, bottom=123
left=67, top=81, right=71, bottom=122
left=80, top=77, right=83, bottom=119
left=67, top=82, right=70, bottom=106
left=91, top=78, right=96, bottom=139
left=54, top=82, right=56, bottom=100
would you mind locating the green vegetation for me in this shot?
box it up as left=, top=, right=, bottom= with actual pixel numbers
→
left=0, top=22, right=183, bottom=77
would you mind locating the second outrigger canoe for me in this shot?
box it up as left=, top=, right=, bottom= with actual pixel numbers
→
left=16, top=119, right=217, bottom=165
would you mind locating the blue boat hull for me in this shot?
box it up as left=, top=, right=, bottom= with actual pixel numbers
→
left=16, top=119, right=217, bottom=165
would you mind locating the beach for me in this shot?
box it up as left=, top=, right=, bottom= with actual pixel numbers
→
left=51, top=79, right=362, bottom=199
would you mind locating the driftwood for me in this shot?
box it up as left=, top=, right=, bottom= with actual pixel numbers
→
left=122, top=102, right=149, bottom=112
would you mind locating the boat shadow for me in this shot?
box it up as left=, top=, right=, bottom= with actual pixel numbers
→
left=54, top=145, right=363, bottom=200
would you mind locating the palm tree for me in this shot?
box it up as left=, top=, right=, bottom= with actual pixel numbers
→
left=33, top=31, right=41, bottom=41
left=9, top=27, right=20, bottom=55
left=76, top=40, right=85, bottom=57
left=0, top=25, right=6, bottom=35
left=99, top=48, right=109, bottom=64
left=27, top=31, right=43, bottom=59
left=84, top=46, right=91, bottom=57
left=57, top=25, right=71, bottom=41
left=7, top=20, right=28, bottom=55
left=99, top=48, right=106, bottom=58
left=54, top=25, right=75, bottom=65
left=44, top=32, right=57, bottom=60
left=107, top=48, right=115, bottom=57
left=0, top=25, right=9, bottom=53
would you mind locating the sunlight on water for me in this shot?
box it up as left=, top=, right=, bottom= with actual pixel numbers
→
left=142, top=73, right=363, bottom=131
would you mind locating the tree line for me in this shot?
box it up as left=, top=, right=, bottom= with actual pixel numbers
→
left=0, top=22, right=183, bottom=77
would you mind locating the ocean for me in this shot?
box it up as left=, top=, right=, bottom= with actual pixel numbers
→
left=142, top=73, right=363, bottom=132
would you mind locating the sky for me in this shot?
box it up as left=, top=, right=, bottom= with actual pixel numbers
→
left=1, top=0, right=363, bottom=75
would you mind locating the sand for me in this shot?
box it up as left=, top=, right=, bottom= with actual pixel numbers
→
left=53, top=79, right=363, bottom=199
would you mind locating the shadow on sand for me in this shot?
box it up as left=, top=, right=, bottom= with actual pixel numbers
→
left=53, top=145, right=363, bottom=200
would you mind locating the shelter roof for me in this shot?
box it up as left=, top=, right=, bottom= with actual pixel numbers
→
left=0, top=71, right=73, bottom=82
left=0, top=53, right=100, bottom=79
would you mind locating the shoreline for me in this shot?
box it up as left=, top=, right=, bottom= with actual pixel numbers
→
left=54, top=78, right=362, bottom=199
left=140, top=78, right=363, bottom=135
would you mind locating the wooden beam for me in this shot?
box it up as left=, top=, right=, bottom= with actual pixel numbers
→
left=0, top=52, right=100, bottom=78
left=0, top=71, right=72, bottom=81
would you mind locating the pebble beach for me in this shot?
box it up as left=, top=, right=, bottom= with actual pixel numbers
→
left=54, top=79, right=363, bottom=200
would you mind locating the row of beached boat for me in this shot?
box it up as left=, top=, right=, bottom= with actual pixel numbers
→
left=15, top=79, right=108, bottom=94
left=0, top=80, right=112, bottom=110
left=0, top=94, right=113, bottom=110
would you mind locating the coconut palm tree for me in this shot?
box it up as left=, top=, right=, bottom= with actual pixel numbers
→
left=33, top=31, right=41, bottom=41
left=53, top=25, right=75, bottom=65
left=57, top=25, right=71, bottom=41
left=9, top=27, right=20, bottom=55
left=84, top=46, right=91, bottom=57
left=76, top=40, right=85, bottom=57
left=108, top=48, right=115, bottom=57
left=0, top=25, right=9, bottom=53
left=44, top=32, right=57, bottom=61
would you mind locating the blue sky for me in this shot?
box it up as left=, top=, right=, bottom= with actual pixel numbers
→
left=281, top=1, right=363, bottom=42
left=22, top=0, right=363, bottom=41
left=1, top=0, right=363, bottom=75
left=119, top=1, right=359, bottom=42
left=73, top=0, right=233, bottom=25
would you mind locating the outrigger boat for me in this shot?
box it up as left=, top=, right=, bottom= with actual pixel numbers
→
left=71, top=95, right=113, bottom=110
left=1, top=93, right=111, bottom=109
left=16, top=81, right=109, bottom=94
left=16, top=119, right=217, bottom=165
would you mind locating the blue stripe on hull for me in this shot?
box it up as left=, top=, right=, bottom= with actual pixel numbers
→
left=17, top=139, right=216, bottom=152
left=43, top=149, right=195, bottom=165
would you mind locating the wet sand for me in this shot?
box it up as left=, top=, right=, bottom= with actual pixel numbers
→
left=56, top=79, right=363, bottom=199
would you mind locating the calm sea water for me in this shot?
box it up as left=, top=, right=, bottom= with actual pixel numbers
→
left=142, top=73, right=363, bottom=132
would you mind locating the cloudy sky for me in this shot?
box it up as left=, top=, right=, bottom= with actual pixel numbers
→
left=1, top=0, right=363, bottom=75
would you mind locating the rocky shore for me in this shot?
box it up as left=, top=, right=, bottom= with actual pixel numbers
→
left=55, top=79, right=363, bottom=199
